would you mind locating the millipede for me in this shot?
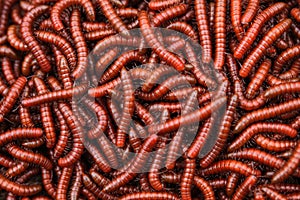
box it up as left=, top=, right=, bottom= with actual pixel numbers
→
left=0, top=0, right=300, bottom=198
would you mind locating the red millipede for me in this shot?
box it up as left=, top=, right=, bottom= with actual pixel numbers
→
left=6, top=143, right=53, bottom=170
left=84, top=29, right=116, bottom=41
left=239, top=18, right=292, bottom=78
left=32, top=77, right=56, bottom=149
left=41, top=168, right=57, bottom=199
left=261, top=187, right=287, bottom=200
left=6, top=162, right=29, bottom=177
left=135, top=75, right=196, bottom=101
left=166, top=22, right=198, bottom=42
left=226, top=173, right=239, bottom=197
left=103, top=134, right=158, bottom=192
left=241, top=0, right=260, bottom=24
left=95, top=47, right=119, bottom=75
left=21, top=83, right=87, bottom=107
left=234, top=2, right=287, bottom=59
left=81, top=187, right=97, bottom=200
left=230, top=0, right=244, bottom=41
left=291, top=8, right=300, bottom=22
left=232, top=175, right=257, bottom=200
left=264, top=81, right=300, bottom=99
left=234, top=98, right=300, bottom=133
left=57, top=102, right=84, bottom=167
left=152, top=4, right=188, bottom=27
left=56, top=56, right=73, bottom=90
left=0, top=45, right=18, bottom=59
left=20, top=6, right=52, bottom=73
left=34, top=30, right=77, bottom=69
left=50, top=0, right=95, bottom=31
left=100, top=50, right=147, bottom=84
left=227, top=148, right=300, bottom=177
left=139, top=11, right=185, bottom=71
left=200, top=95, right=237, bottom=167
left=135, top=101, right=155, bottom=125
left=116, top=68, right=135, bottom=148
left=96, top=0, right=129, bottom=36
left=0, top=76, right=27, bottom=122
left=22, top=138, right=45, bottom=149
left=187, top=118, right=212, bottom=159
left=0, top=173, right=42, bottom=196
left=148, top=97, right=226, bottom=135
left=120, top=192, right=180, bottom=200
left=82, top=173, right=118, bottom=200
left=273, top=45, right=300, bottom=74
left=0, top=0, right=17, bottom=36
left=228, top=122, right=297, bottom=152
left=56, top=166, right=73, bottom=200
left=181, top=158, right=196, bottom=200
left=0, top=153, right=14, bottom=168
left=53, top=107, right=70, bottom=159
left=272, top=141, right=300, bottom=183
left=82, top=22, right=108, bottom=32
left=7, top=25, right=28, bottom=51
left=195, top=0, right=213, bottom=63
left=193, top=176, right=216, bottom=200
left=214, top=0, right=227, bottom=70
left=97, top=134, right=119, bottom=169
left=199, top=160, right=261, bottom=176
left=279, top=58, right=300, bottom=79
left=90, top=169, right=110, bottom=187
left=148, top=0, right=182, bottom=11
left=246, top=59, right=271, bottom=99
left=141, top=65, right=177, bottom=93
left=0, top=35, right=7, bottom=45
left=164, top=87, right=205, bottom=101
left=255, top=134, right=297, bottom=152
left=2, top=58, right=16, bottom=85
left=70, top=9, right=88, bottom=79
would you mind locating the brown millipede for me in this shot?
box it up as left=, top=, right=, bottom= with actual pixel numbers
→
left=7, top=25, right=28, bottom=51
left=273, top=45, right=300, bottom=74
left=226, top=173, right=239, bottom=197
left=181, top=158, right=196, bottom=200
left=232, top=175, right=257, bottom=200
left=56, top=166, right=73, bottom=200
left=152, top=4, right=188, bottom=27
left=291, top=8, right=300, bottom=22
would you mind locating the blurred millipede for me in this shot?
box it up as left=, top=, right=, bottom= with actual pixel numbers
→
left=261, top=187, right=287, bottom=200
left=0, top=45, right=18, bottom=59
left=291, top=8, right=300, bottom=22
